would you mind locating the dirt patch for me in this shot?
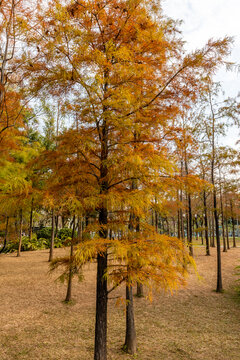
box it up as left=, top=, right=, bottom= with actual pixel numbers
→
left=0, top=244, right=240, bottom=360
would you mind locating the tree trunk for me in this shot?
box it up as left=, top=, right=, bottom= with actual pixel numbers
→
left=49, top=210, right=55, bottom=262
left=213, top=188, right=223, bottom=292
left=210, top=213, right=215, bottom=247
left=155, top=210, right=158, bottom=233
left=220, top=186, right=226, bottom=252
left=166, top=217, right=170, bottom=236
left=225, top=218, right=230, bottom=250
left=55, top=215, right=59, bottom=239
left=94, top=86, right=109, bottom=359
left=94, top=251, right=108, bottom=360
left=136, top=283, right=144, bottom=298
left=195, top=216, right=199, bottom=241
left=124, top=284, right=137, bottom=354
left=188, top=194, right=193, bottom=256
left=200, top=218, right=204, bottom=245
left=65, top=216, right=76, bottom=303
left=17, top=209, right=23, bottom=257
left=0, top=216, right=9, bottom=253
left=77, top=215, right=82, bottom=242
left=203, top=190, right=210, bottom=256
left=177, top=209, right=181, bottom=239
left=29, top=198, right=33, bottom=241
left=230, top=201, right=236, bottom=247
left=211, top=152, right=222, bottom=291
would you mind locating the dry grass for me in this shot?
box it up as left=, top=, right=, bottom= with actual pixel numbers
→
left=1, top=243, right=240, bottom=360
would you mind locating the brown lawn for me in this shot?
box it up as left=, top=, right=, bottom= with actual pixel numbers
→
left=1, top=244, right=240, bottom=360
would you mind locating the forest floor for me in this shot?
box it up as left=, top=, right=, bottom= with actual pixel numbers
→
left=1, top=242, right=240, bottom=360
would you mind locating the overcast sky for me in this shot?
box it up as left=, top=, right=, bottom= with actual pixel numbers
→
left=162, top=0, right=240, bottom=145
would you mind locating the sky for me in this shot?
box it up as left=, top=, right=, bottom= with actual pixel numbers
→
left=162, top=0, right=240, bottom=146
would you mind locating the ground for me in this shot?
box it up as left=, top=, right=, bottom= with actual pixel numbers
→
left=0, top=243, right=240, bottom=360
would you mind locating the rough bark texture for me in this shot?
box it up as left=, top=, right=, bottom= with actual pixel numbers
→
left=124, top=285, right=137, bottom=354
left=94, top=251, right=108, bottom=360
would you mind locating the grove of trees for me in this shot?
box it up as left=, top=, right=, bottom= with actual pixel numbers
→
left=1, top=1, right=240, bottom=360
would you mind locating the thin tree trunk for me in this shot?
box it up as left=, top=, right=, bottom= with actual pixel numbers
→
left=203, top=190, right=210, bottom=256
left=49, top=210, right=55, bottom=262
left=225, top=218, right=230, bottom=250
left=136, top=283, right=144, bottom=298
left=77, top=215, right=82, bottom=242
left=124, top=283, right=137, bottom=354
left=0, top=216, right=9, bottom=253
left=188, top=195, right=193, bottom=256
left=29, top=198, right=33, bottom=241
left=200, top=218, right=204, bottom=245
left=17, top=209, right=23, bottom=257
left=166, top=217, right=170, bottom=236
left=177, top=209, right=181, bottom=239
left=55, top=215, right=59, bottom=239
left=208, top=90, right=222, bottom=292
left=172, top=217, right=176, bottom=237
left=195, top=216, right=199, bottom=241
left=230, top=201, right=236, bottom=247
left=211, top=213, right=215, bottom=247
left=220, top=186, right=226, bottom=252
left=213, top=187, right=223, bottom=292
left=155, top=210, right=158, bottom=233
left=65, top=216, right=76, bottom=303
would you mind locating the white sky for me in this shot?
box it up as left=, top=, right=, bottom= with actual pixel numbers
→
left=162, top=0, right=240, bottom=146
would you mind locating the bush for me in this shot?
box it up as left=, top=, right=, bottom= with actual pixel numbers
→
left=36, top=227, right=52, bottom=240
left=3, top=234, right=48, bottom=253
left=57, top=228, right=73, bottom=240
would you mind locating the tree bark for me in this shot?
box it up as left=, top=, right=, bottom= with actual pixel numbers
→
left=94, top=250, right=108, bottom=360
left=77, top=215, right=82, bottom=242
left=210, top=213, right=215, bottom=247
left=17, top=209, right=23, bottom=257
left=188, top=194, right=193, bottom=256
left=94, top=78, right=109, bottom=359
left=55, top=215, right=59, bottom=239
left=124, top=284, right=137, bottom=354
left=0, top=216, right=9, bottom=253
left=136, top=283, right=144, bottom=298
left=203, top=190, right=210, bottom=256
left=230, top=201, right=236, bottom=247
left=65, top=216, right=76, bottom=303
left=29, top=198, right=33, bottom=241
left=213, top=187, right=223, bottom=292
left=225, top=218, right=230, bottom=250
left=49, top=210, right=55, bottom=262
left=220, top=186, right=227, bottom=252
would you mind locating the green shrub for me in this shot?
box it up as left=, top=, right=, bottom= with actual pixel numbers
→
left=36, top=227, right=52, bottom=240
left=3, top=234, right=48, bottom=253
left=57, top=228, right=72, bottom=240
left=54, top=237, right=65, bottom=248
